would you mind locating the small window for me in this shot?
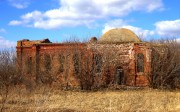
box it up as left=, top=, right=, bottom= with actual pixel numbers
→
left=137, top=53, right=144, bottom=72
left=26, top=57, right=32, bottom=74
left=73, top=54, right=79, bottom=74
left=94, top=54, right=102, bottom=73
left=58, top=54, right=65, bottom=73
left=44, top=54, right=51, bottom=72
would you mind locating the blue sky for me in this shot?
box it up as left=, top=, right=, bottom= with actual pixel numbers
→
left=0, top=0, right=180, bottom=48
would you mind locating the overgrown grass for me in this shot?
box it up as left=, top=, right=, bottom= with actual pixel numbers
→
left=0, top=86, right=179, bottom=112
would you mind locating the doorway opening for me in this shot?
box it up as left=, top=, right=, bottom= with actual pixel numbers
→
left=116, top=66, right=124, bottom=85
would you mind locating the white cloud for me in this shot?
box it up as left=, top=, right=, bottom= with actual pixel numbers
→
left=176, top=38, right=180, bottom=42
left=102, top=19, right=154, bottom=38
left=0, top=36, right=16, bottom=48
left=155, top=19, right=180, bottom=37
left=0, top=28, right=6, bottom=33
left=103, top=19, right=180, bottom=39
left=8, top=0, right=31, bottom=9
left=9, top=0, right=163, bottom=29
left=9, top=20, right=23, bottom=25
left=9, top=10, right=43, bottom=26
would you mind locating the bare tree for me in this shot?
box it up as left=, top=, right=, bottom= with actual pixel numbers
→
left=150, top=39, right=180, bottom=89
left=0, top=49, right=18, bottom=112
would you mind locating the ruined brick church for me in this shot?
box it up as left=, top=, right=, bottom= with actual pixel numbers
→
left=16, top=28, right=152, bottom=88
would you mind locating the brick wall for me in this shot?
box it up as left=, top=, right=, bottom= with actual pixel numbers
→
left=17, top=40, right=152, bottom=88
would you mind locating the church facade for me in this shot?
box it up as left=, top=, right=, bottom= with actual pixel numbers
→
left=16, top=28, right=152, bottom=88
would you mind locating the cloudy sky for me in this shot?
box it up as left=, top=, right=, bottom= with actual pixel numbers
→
left=0, top=0, right=180, bottom=48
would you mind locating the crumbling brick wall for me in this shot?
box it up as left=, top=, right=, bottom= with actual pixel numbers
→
left=88, top=42, right=151, bottom=86
left=17, top=39, right=152, bottom=88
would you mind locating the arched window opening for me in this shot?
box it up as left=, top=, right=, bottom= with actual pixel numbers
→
left=58, top=54, right=65, bottom=73
left=73, top=54, right=79, bottom=74
left=94, top=54, right=102, bottom=73
left=44, top=54, right=51, bottom=72
left=137, top=53, right=144, bottom=72
left=26, top=57, right=32, bottom=74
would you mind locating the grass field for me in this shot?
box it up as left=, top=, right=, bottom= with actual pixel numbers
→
left=0, top=87, right=180, bottom=112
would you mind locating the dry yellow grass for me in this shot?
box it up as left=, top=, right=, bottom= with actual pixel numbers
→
left=0, top=87, right=180, bottom=112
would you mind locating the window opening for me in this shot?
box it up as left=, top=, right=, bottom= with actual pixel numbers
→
left=137, top=53, right=144, bottom=72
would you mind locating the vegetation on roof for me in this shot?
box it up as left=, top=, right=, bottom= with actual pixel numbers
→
left=99, top=28, right=141, bottom=43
